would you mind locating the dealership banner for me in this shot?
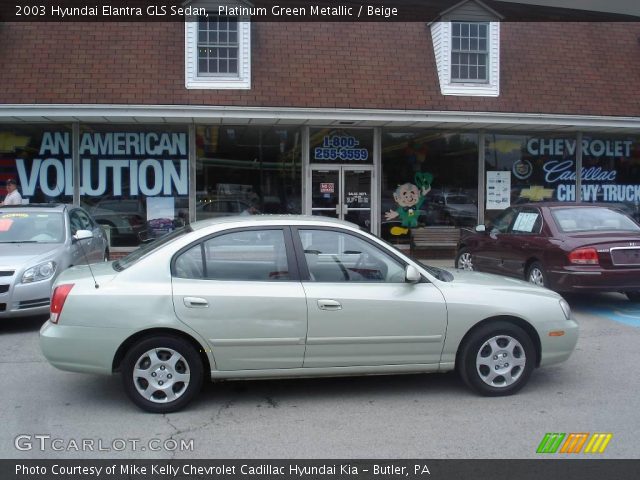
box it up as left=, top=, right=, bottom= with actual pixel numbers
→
left=5, top=131, right=188, bottom=199
left=2, top=459, right=640, bottom=480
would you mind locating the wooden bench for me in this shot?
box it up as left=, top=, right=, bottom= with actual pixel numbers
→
left=410, top=226, right=461, bottom=255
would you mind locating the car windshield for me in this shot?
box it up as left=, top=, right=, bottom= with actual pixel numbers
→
left=113, top=225, right=193, bottom=271
left=552, top=207, right=640, bottom=233
left=0, top=211, right=64, bottom=243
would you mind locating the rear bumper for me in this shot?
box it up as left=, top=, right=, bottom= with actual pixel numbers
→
left=548, top=266, right=640, bottom=293
left=40, top=321, right=129, bottom=375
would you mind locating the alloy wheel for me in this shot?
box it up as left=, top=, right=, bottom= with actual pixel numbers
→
left=458, top=252, right=474, bottom=270
left=528, top=267, right=545, bottom=286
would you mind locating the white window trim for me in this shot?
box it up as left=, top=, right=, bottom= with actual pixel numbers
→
left=431, top=21, right=500, bottom=97
left=185, top=14, right=251, bottom=90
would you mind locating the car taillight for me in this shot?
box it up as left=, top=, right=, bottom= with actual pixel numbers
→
left=50, top=284, right=74, bottom=324
left=568, top=248, right=599, bottom=265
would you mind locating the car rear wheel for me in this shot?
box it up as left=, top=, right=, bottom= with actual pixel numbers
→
left=122, top=336, right=203, bottom=413
left=626, top=291, right=640, bottom=302
left=458, top=321, right=535, bottom=396
left=455, top=248, right=474, bottom=270
left=527, top=262, right=547, bottom=287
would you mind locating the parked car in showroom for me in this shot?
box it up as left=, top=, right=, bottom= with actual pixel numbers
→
left=41, top=215, right=577, bottom=413
left=428, top=190, right=478, bottom=227
left=82, top=198, right=146, bottom=247
left=455, top=202, right=640, bottom=301
left=0, top=204, right=109, bottom=318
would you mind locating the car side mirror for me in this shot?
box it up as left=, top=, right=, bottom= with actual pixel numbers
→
left=475, top=224, right=486, bottom=233
left=72, top=229, right=93, bottom=242
left=405, top=265, right=421, bottom=283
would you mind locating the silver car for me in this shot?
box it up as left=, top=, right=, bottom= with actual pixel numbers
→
left=0, top=204, right=109, bottom=318
left=40, top=216, right=578, bottom=413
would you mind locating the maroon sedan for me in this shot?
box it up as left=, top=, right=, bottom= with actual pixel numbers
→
left=455, top=203, right=640, bottom=301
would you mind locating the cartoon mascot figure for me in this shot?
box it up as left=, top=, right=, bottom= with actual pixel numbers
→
left=385, top=172, right=433, bottom=236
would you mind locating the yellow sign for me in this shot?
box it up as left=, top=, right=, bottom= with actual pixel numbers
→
left=519, top=185, right=554, bottom=201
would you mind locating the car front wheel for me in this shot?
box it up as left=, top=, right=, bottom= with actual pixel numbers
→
left=458, top=321, right=535, bottom=396
left=455, top=248, right=474, bottom=270
left=122, top=336, right=203, bottom=413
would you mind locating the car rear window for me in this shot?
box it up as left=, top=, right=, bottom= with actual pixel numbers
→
left=552, top=207, right=640, bottom=233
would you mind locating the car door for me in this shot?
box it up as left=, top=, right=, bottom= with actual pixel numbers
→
left=499, top=207, right=544, bottom=278
left=293, top=227, right=448, bottom=368
left=171, top=227, right=308, bottom=371
left=475, top=207, right=519, bottom=273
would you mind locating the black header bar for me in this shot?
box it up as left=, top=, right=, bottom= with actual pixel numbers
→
left=1, top=0, right=639, bottom=22
left=2, top=459, right=640, bottom=480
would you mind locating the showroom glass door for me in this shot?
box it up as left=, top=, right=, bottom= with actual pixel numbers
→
left=310, top=166, right=372, bottom=231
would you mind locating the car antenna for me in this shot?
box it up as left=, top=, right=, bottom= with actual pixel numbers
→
left=74, top=233, right=100, bottom=289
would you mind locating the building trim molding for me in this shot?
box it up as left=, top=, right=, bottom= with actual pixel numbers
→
left=1, top=104, right=640, bottom=132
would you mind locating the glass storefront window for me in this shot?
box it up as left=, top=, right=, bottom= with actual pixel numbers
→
left=0, top=125, right=72, bottom=204
left=579, top=135, right=640, bottom=222
left=484, top=133, right=577, bottom=223
left=79, top=125, right=189, bottom=247
left=381, top=130, right=479, bottom=242
left=483, top=133, right=640, bottom=224
left=196, top=126, right=302, bottom=219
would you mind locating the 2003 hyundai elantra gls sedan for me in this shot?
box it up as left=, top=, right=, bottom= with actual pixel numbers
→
left=40, top=216, right=578, bottom=413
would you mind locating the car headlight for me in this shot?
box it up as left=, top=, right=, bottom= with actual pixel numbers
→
left=559, top=298, right=572, bottom=320
left=21, top=261, right=57, bottom=284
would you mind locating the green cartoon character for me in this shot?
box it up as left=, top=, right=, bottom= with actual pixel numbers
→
left=384, top=172, right=433, bottom=236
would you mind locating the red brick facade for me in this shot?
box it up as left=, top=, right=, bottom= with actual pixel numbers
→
left=0, top=21, right=639, bottom=115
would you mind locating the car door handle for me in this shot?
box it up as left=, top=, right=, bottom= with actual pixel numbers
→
left=183, top=297, right=209, bottom=308
left=317, top=299, right=342, bottom=311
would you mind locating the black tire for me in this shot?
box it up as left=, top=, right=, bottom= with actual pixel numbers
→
left=455, top=248, right=474, bottom=270
left=458, top=321, right=535, bottom=396
left=626, top=291, right=640, bottom=302
left=122, top=335, right=203, bottom=413
left=527, top=261, right=547, bottom=288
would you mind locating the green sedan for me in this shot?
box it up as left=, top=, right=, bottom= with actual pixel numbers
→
left=41, top=216, right=578, bottom=413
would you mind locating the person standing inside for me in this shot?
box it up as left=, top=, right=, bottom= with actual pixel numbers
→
left=0, top=179, right=23, bottom=206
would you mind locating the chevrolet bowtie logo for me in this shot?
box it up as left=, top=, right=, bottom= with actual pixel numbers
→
left=537, top=433, right=613, bottom=454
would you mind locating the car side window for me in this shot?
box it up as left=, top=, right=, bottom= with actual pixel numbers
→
left=510, top=209, right=542, bottom=235
left=174, top=244, right=204, bottom=279
left=70, top=209, right=94, bottom=233
left=491, top=208, right=517, bottom=234
left=69, top=210, right=83, bottom=234
left=298, top=229, right=406, bottom=283
left=174, top=229, right=290, bottom=281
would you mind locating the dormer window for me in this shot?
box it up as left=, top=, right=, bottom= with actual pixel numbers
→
left=185, top=2, right=251, bottom=89
left=429, top=0, right=502, bottom=97
left=198, top=16, right=239, bottom=76
left=451, top=22, right=488, bottom=82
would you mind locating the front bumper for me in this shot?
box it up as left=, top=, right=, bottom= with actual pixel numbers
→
left=538, top=317, right=579, bottom=367
left=548, top=266, right=640, bottom=293
left=40, top=321, right=130, bottom=375
left=0, top=278, right=52, bottom=318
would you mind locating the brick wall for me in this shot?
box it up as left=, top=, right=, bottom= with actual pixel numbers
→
left=0, top=22, right=638, bottom=116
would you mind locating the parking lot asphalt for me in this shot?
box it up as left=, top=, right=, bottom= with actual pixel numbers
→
left=1, top=274, right=639, bottom=459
